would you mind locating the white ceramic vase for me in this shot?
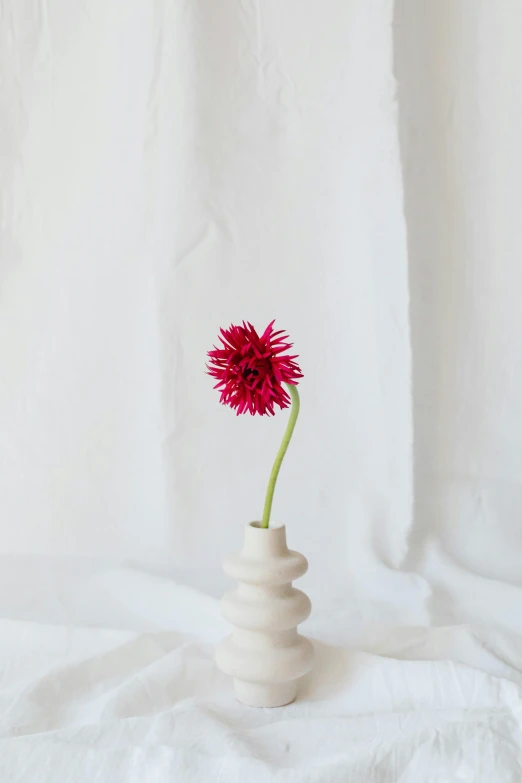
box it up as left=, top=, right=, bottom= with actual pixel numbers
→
left=215, top=521, right=313, bottom=707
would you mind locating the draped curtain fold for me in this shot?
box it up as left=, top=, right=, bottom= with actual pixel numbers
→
left=0, top=0, right=521, bottom=630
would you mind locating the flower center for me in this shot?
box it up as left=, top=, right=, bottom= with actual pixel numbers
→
left=243, top=368, right=259, bottom=379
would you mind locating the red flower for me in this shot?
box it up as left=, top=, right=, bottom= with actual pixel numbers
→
left=207, top=321, right=303, bottom=415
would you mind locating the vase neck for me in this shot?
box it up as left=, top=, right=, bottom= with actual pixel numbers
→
left=242, top=522, right=289, bottom=558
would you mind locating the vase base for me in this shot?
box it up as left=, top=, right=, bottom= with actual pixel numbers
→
left=234, top=679, right=296, bottom=708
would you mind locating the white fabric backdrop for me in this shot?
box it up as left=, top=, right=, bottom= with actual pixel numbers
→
left=1, top=0, right=522, bottom=780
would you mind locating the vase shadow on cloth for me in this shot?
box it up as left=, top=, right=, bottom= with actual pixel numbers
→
left=298, top=640, right=354, bottom=701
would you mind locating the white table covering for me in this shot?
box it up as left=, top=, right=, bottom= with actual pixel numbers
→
left=1, top=562, right=521, bottom=782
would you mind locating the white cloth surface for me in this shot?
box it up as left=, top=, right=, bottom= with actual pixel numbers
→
left=2, top=0, right=522, bottom=780
left=1, top=563, right=522, bottom=783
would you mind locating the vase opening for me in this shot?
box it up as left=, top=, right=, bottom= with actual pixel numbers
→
left=249, top=521, right=284, bottom=530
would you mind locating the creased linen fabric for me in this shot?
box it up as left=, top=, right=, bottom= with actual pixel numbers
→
left=1, top=0, right=522, bottom=780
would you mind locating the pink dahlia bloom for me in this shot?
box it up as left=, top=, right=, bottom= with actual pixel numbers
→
left=207, top=320, right=303, bottom=415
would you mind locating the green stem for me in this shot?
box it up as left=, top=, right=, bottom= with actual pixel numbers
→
left=260, top=383, right=300, bottom=529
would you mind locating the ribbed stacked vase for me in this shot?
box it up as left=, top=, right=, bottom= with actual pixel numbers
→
left=216, top=522, right=314, bottom=707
